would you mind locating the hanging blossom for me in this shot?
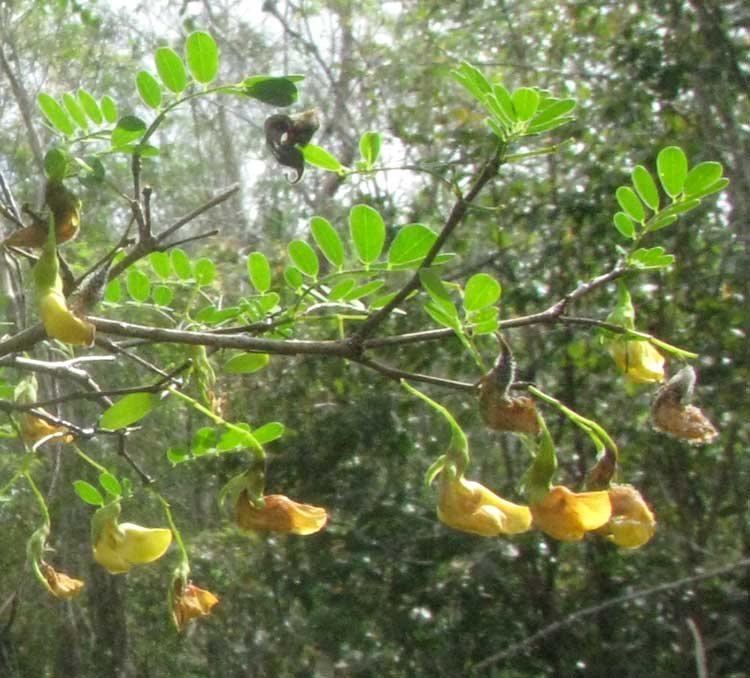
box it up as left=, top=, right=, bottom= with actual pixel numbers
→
left=597, top=484, right=656, bottom=549
left=41, top=563, right=85, bottom=599
left=93, top=511, right=173, bottom=574
left=235, top=491, right=328, bottom=535
left=609, top=339, right=665, bottom=384
left=437, top=475, right=532, bottom=537
left=530, top=485, right=612, bottom=541
left=172, top=581, right=219, bottom=631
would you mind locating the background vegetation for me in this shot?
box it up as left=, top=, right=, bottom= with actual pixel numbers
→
left=1, top=1, right=748, bottom=676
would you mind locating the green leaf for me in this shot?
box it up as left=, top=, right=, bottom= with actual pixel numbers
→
left=43, top=148, right=69, bottom=181
left=248, top=252, right=271, bottom=293
left=284, top=266, right=304, bottom=289
left=136, top=70, right=162, bottom=109
left=359, top=131, right=381, bottom=167
left=152, top=285, right=173, bottom=306
left=613, top=212, right=636, bottom=239
left=194, top=258, right=215, bottom=286
left=489, top=84, right=516, bottom=125
left=342, top=279, right=385, bottom=301
left=100, top=95, right=118, bottom=124
left=260, top=292, right=280, bottom=312
left=127, top=268, right=151, bottom=302
left=683, top=161, right=723, bottom=197
left=656, top=198, right=702, bottom=220
left=98, top=472, right=122, bottom=497
left=155, top=47, right=188, bottom=93
left=100, top=393, right=155, bottom=429
left=451, top=62, right=492, bottom=103
left=647, top=214, right=678, bottom=232
left=62, top=92, right=88, bottom=130
left=468, top=306, right=499, bottom=334
left=300, top=144, right=344, bottom=172
left=224, top=353, right=270, bottom=374
left=615, top=186, right=646, bottom=222
left=111, top=115, right=147, bottom=148
left=388, top=223, right=438, bottom=266
left=78, top=89, right=103, bottom=124
left=37, top=93, right=75, bottom=135
left=512, top=87, right=540, bottom=121
left=463, top=273, right=502, bottom=311
left=253, top=421, right=285, bottom=445
left=631, top=165, right=660, bottom=211
left=242, top=76, right=298, bottom=106
left=349, top=204, right=386, bottom=264
left=629, top=246, right=675, bottom=269
left=328, top=278, right=356, bottom=300
left=419, top=268, right=453, bottom=306
left=167, top=447, right=189, bottom=465
left=104, top=279, right=121, bottom=303
left=170, top=248, right=192, bottom=280
left=657, top=146, right=688, bottom=198
left=424, top=300, right=460, bottom=330
left=77, top=155, right=105, bottom=187
left=369, top=292, right=397, bottom=310
left=186, top=31, right=219, bottom=84
left=149, top=251, right=172, bottom=279
left=311, top=216, right=344, bottom=268
left=73, top=480, right=104, bottom=506
left=111, top=143, right=160, bottom=157
left=217, top=425, right=253, bottom=451
left=682, top=177, right=729, bottom=200
left=288, top=240, right=319, bottom=278
left=528, top=98, right=576, bottom=128
left=192, top=426, right=217, bottom=455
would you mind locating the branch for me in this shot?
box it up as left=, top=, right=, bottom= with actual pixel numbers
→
left=473, top=558, right=750, bottom=671
left=353, top=356, right=477, bottom=392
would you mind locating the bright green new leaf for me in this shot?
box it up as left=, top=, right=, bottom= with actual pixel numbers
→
left=359, top=131, right=381, bottom=167
left=111, top=116, right=147, bottom=148
left=170, top=248, right=192, bottom=280
left=647, top=214, right=678, bottom=232
left=224, top=353, right=270, bottom=374
left=99, top=473, right=122, bottom=497
left=100, top=393, right=156, bottom=429
left=78, top=89, right=103, bottom=124
left=43, top=148, right=69, bottom=181
left=424, top=300, right=460, bottom=330
left=419, top=268, right=453, bottom=306
left=100, top=95, right=118, bottom=124
left=288, top=240, right=319, bottom=278
left=490, top=84, right=516, bottom=124
left=127, top=268, right=151, bottom=302
left=656, top=198, right=702, bottom=220
left=629, top=246, right=675, bottom=269
left=194, top=258, right=216, bottom=286
left=613, top=212, right=636, bottom=239
left=616, top=186, right=646, bottom=222
left=37, top=93, right=75, bottom=135
left=248, top=252, right=271, bottom=293
left=683, top=162, right=723, bottom=197
left=657, top=146, right=688, bottom=198
left=152, top=285, right=173, bottom=307
left=463, top=273, right=502, bottom=312
left=149, top=251, right=171, bottom=279
left=343, top=279, right=385, bottom=301
left=529, top=98, right=576, bottom=128
left=512, top=87, right=540, bottom=121
left=104, top=279, right=121, bottom=303
left=311, top=216, right=345, bottom=268
left=242, top=76, right=298, bottom=106
left=73, top=480, right=104, bottom=506
left=631, top=165, right=660, bottom=211
left=186, top=31, right=219, bottom=84
left=136, top=70, right=162, bottom=109
left=217, top=425, right=254, bottom=451
left=388, top=224, right=438, bottom=266
left=451, top=62, right=492, bottom=103
left=683, top=177, right=729, bottom=200
left=167, top=447, right=189, bottom=465
left=350, top=204, right=386, bottom=264
left=468, top=306, right=499, bottom=334
left=155, top=47, right=188, bottom=93
left=253, top=422, right=285, bottom=445
left=284, top=266, right=304, bottom=289
left=328, top=278, right=356, bottom=300
left=300, top=144, right=344, bottom=172
left=62, top=93, right=88, bottom=130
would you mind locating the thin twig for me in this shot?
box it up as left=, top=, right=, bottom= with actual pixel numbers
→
left=353, top=356, right=477, bottom=392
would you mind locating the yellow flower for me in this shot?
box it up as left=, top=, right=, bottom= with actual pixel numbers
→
left=172, top=581, right=219, bottom=631
left=437, top=476, right=532, bottom=537
left=20, top=412, right=73, bottom=446
left=41, top=563, right=85, bottom=599
left=531, top=485, right=612, bottom=541
left=93, top=520, right=172, bottom=574
left=598, top=484, right=656, bottom=549
left=235, top=491, right=328, bottom=535
left=609, top=340, right=665, bottom=384
left=39, top=288, right=95, bottom=346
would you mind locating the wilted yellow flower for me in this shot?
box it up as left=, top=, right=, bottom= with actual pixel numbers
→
left=172, top=582, right=219, bottom=631
left=479, top=393, right=540, bottom=435
left=39, top=288, right=95, bottom=346
left=93, top=520, right=172, bottom=574
left=609, top=339, right=665, bottom=384
left=20, top=412, right=73, bottom=446
left=531, top=485, right=612, bottom=541
left=235, top=491, right=328, bottom=535
left=651, top=373, right=718, bottom=445
left=437, top=476, right=532, bottom=537
left=598, top=484, right=656, bottom=549
left=41, top=563, right=85, bottom=599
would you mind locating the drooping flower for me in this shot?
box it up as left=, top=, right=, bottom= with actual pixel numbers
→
left=609, top=339, right=665, bottom=384
left=531, top=485, right=612, bottom=541
left=41, top=563, right=85, bottom=599
left=38, top=287, right=95, bottom=346
left=437, top=476, right=532, bottom=537
left=172, top=581, right=219, bottom=631
left=20, top=412, right=73, bottom=446
left=598, top=485, right=656, bottom=549
left=93, top=519, right=172, bottom=574
left=235, top=491, right=328, bottom=535
left=479, top=394, right=540, bottom=435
